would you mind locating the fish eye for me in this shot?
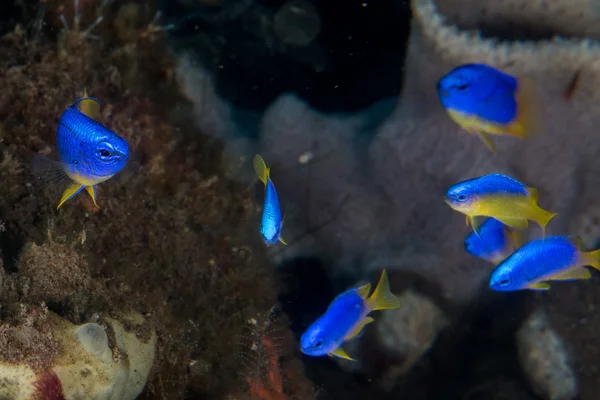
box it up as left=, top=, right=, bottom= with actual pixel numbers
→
left=315, top=340, right=323, bottom=348
left=456, top=84, right=469, bottom=91
left=456, top=194, right=467, bottom=202
left=95, top=142, right=116, bottom=160
left=498, top=278, right=511, bottom=286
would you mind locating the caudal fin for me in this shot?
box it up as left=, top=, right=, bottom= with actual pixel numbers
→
left=364, top=270, right=401, bottom=311
left=252, top=154, right=270, bottom=186
left=509, top=76, right=543, bottom=139
left=584, top=249, right=600, bottom=271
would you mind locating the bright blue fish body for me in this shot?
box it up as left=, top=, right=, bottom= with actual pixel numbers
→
left=57, top=98, right=129, bottom=186
left=437, top=63, right=541, bottom=152
left=438, top=63, right=518, bottom=124
left=261, top=178, right=283, bottom=246
left=489, top=236, right=600, bottom=291
left=464, top=218, right=520, bottom=264
left=300, top=270, right=401, bottom=360
left=253, top=154, right=286, bottom=246
left=34, top=93, right=130, bottom=209
left=300, top=289, right=367, bottom=357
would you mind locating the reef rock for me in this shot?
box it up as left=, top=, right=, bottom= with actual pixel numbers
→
left=0, top=304, right=155, bottom=400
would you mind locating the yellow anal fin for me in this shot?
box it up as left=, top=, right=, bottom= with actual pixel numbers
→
left=279, top=236, right=287, bottom=245
left=547, top=266, right=591, bottom=281
left=85, top=185, right=99, bottom=208
left=507, top=76, right=542, bottom=139
left=252, top=154, right=270, bottom=186
left=365, top=269, right=401, bottom=311
left=344, top=316, right=374, bottom=341
left=527, top=281, right=551, bottom=290
left=57, top=182, right=86, bottom=209
left=494, top=217, right=529, bottom=231
left=329, top=347, right=355, bottom=361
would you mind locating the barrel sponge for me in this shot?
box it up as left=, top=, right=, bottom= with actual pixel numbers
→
left=408, top=0, right=600, bottom=98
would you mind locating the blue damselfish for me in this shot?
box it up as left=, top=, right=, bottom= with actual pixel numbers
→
left=437, top=63, right=542, bottom=152
left=300, top=269, right=401, bottom=361
left=489, top=235, right=600, bottom=291
left=253, top=154, right=286, bottom=246
left=464, top=218, right=522, bottom=265
left=445, top=173, right=557, bottom=237
left=33, top=91, right=130, bottom=209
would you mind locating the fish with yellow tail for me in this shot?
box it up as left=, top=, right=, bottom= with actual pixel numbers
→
left=437, top=63, right=542, bottom=152
left=300, top=269, right=401, bottom=361
left=445, top=173, right=557, bottom=237
left=33, top=90, right=130, bottom=209
left=253, top=154, right=286, bottom=246
left=490, top=235, right=600, bottom=291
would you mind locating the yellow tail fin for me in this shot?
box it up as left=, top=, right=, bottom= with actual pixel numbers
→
left=509, top=76, right=542, bottom=139
left=584, top=249, right=600, bottom=271
left=364, top=270, right=401, bottom=311
left=252, top=154, right=270, bottom=186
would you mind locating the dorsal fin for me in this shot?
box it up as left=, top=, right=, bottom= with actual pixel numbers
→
left=355, top=283, right=371, bottom=299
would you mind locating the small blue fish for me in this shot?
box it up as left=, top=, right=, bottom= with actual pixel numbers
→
left=489, top=235, right=600, bottom=291
left=253, top=154, right=286, bottom=246
left=437, top=63, right=542, bottom=152
left=33, top=91, right=130, bottom=209
left=445, top=173, right=557, bottom=237
left=300, top=269, right=401, bottom=361
left=464, top=218, right=522, bottom=265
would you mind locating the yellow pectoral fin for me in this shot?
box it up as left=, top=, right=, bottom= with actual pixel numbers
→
left=85, top=185, right=99, bottom=208
left=329, top=347, right=355, bottom=361
left=279, top=236, right=287, bottom=245
left=57, top=182, right=86, bottom=209
left=469, top=216, right=484, bottom=237
left=344, top=316, right=374, bottom=341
